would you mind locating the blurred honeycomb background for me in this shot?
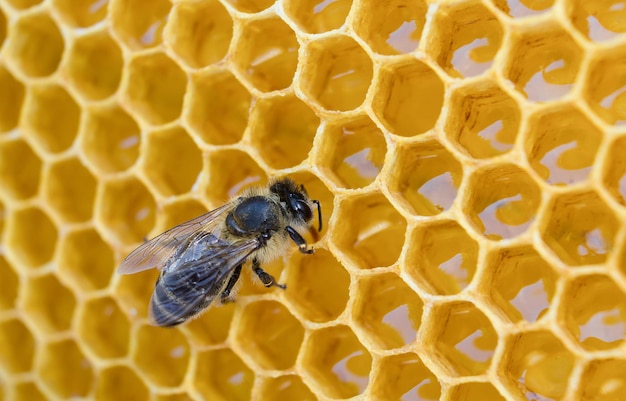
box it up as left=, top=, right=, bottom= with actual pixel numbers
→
left=0, top=0, right=626, bottom=400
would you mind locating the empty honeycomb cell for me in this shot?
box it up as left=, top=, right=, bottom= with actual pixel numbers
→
left=97, top=176, right=156, bottom=245
left=317, top=116, right=386, bottom=189
left=0, top=138, right=41, bottom=200
left=353, top=0, right=426, bottom=55
left=428, top=1, right=503, bottom=78
left=81, top=104, right=140, bottom=174
left=51, top=0, right=107, bottom=27
left=58, top=228, right=114, bottom=291
left=233, top=17, right=299, bottom=92
left=222, top=0, right=274, bottom=13
left=110, top=0, right=170, bottom=50
left=142, top=126, right=202, bottom=197
left=446, top=80, right=521, bottom=158
left=541, top=190, right=619, bottom=266
left=186, top=70, right=251, bottom=146
left=584, top=45, right=626, bottom=126
left=132, top=324, right=190, bottom=387
left=21, top=84, right=80, bottom=154
left=448, top=381, right=506, bottom=401
left=235, top=300, right=304, bottom=370
left=492, top=0, right=554, bottom=18
left=568, top=0, right=626, bottom=42
left=0, top=65, right=25, bottom=133
left=193, top=348, right=254, bottom=401
left=525, top=105, right=601, bottom=185
left=332, top=192, right=406, bottom=269
left=426, top=301, right=498, bottom=376
left=387, top=139, right=463, bottom=216
left=285, top=249, right=350, bottom=323
left=182, top=302, right=235, bottom=347
left=42, top=157, right=97, bottom=223
left=465, top=164, right=541, bottom=240
left=405, top=220, right=479, bottom=296
left=0, top=318, right=35, bottom=374
left=64, top=30, right=123, bottom=100
left=499, top=330, right=575, bottom=400
left=283, top=0, right=351, bottom=34
left=579, top=358, right=626, bottom=401
left=560, top=274, right=626, bottom=351
left=10, top=381, right=46, bottom=401
left=603, top=135, right=626, bottom=206
left=372, top=60, right=444, bottom=137
left=77, top=296, right=130, bottom=359
left=165, top=0, right=232, bottom=69
left=95, top=365, right=149, bottom=401
left=258, top=375, right=316, bottom=401
left=37, top=338, right=93, bottom=398
left=301, top=325, right=372, bottom=398
left=22, top=274, right=76, bottom=333
left=352, top=272, right=423, bottom=350
left=299, top=35, right=373, bottom=111
left=0, top=256, right=18, bottom=311
left=503, top=24, right=582, bottom=102
left=370, top=353, right=441, bottom=400
left=249, top=94, right=319, bottom=169
left=122, top=52, right=187, bottom=126
left=485, top=246, right=557, bottom=323
left=5, top=206, right=57, bottom=269
left=5, top=11, right=63, bottom=78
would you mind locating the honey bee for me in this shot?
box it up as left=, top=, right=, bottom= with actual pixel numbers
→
left=118, top=178, right=322, bottom=327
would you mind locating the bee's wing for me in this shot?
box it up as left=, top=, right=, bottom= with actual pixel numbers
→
left=117, top=204, right=232, bottom=275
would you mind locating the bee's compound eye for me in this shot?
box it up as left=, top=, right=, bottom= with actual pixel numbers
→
left=290, top=195, right=313, bottom=222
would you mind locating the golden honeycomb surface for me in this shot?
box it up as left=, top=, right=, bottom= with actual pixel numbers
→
left=0, top=0, right=625, bottom=400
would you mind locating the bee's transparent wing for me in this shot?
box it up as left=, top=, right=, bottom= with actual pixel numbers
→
left=117, top=204, right=232, bottom=275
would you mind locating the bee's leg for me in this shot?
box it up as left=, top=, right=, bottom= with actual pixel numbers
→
left=252, top=258, right=286, bottom=290
left=220, top=264, right=243, bottom=304
left=285, top=226, right=314, bottom=254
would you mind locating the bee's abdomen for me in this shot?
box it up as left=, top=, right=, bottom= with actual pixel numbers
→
left=149, top=273, right=212, bottom=327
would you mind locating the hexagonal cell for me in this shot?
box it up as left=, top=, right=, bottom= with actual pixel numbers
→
left=193, top=348, right=254, bottom=401
left=132, top=324, right=190, bottom=387
left=406, top=220, right=479, bottom=295
left=81, top=104, right=141, bottom=174
left=584, top=45, right=626, bottom=126
left=22, top=273, right=76, bottom=333
left=5, top=11, right=63, bottom=77
left=122, top=52, right=187, bottom=126
left=181, top=302, right=235, bottom=347
left=0, top=256, right=18, bottom=311
left=426, top=301, right=498, bottom=376
left=284, top=0, right=352, bottom=34
left=371, top=353, right=440, bottom=400
left=58, top=228, right=114, bottom=291
left=285, top=249, right=350, bottom=323
left=222, top=0, right=274, bottom=13
left=301, top=325, right=372, bottom=398
left=353, top=0, right=426, bottom=55
left=541, top=190, right=619, bottom=266
left=234, top=17, right=299, bottom=92
left=560, top=274, right=626, bottom=351
left=21, top=84, right=80, bottom=154
left=353, top=272, right=423, bottom=350
left=97, top=176, right=156, bottom=245
left=492, top=0, right=554, bottom=18
left=51, top=0, right=108, bottom=27
left=249, top=94, right=319, bottom=169
left=485, top=246, right=557, bottom=323
left=235, top=300, right=304, bottom=370
left=603, top=135, right=626, bottom=206
left=299, top=35, right=373, bottom=111
left=95, top=365, right=149, bottom=401
left=42, top=157, right=97, bottom=223
left=387, top=139, right=463, bottom=216
left=5, top=206, right=57, bottom=269
left=317, top=116, right=386, bottom=189
left=332, top=192, right=406, bottom=269
left=0, top=138, right=41, bottom=200
left=64, top=30, right=123, bottom=100
left=525, top=105, right=601, bottom=185
left=110, top=0, right=171, bottom=50
left=37, top=339, right=94, bottom=398
left=446, top=80, right=521, bottom=158
left=579, top=358, right=626, bottom=401
left=142, top=126, right=202, bottom=197
left=465, top=164, right=541, bottom=240
left=448, top=382, right=506, bottom=401
left=499, top=330, right=575, bottom=400
left=503, top=24, right=582, bottom=102
left=568, top=0, right=626, bottom=42
left=259, top=375, right=316, bottom=400
left=372, top=60, right=444, bottom=137
left=165, top=0, right=232, bottom=69
left=77, top=296, right=130, bottom=359
left=10, top=381, right=46, bottom=401
left=0, top=65, right=25, bottom=133
left=0, top=318, right=35, bottom=374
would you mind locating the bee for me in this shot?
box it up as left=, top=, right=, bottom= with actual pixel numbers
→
left=118, top=178, right=322, bottom=327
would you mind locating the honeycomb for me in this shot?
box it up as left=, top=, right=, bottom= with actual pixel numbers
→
left=0, top=0, right=625, bottom=400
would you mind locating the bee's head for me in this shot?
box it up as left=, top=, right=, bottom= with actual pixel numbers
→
left=270, top=178, right=322, bottom=231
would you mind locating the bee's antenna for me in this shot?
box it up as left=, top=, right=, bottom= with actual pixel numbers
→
left=313, top=200, right=322, bottom=232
